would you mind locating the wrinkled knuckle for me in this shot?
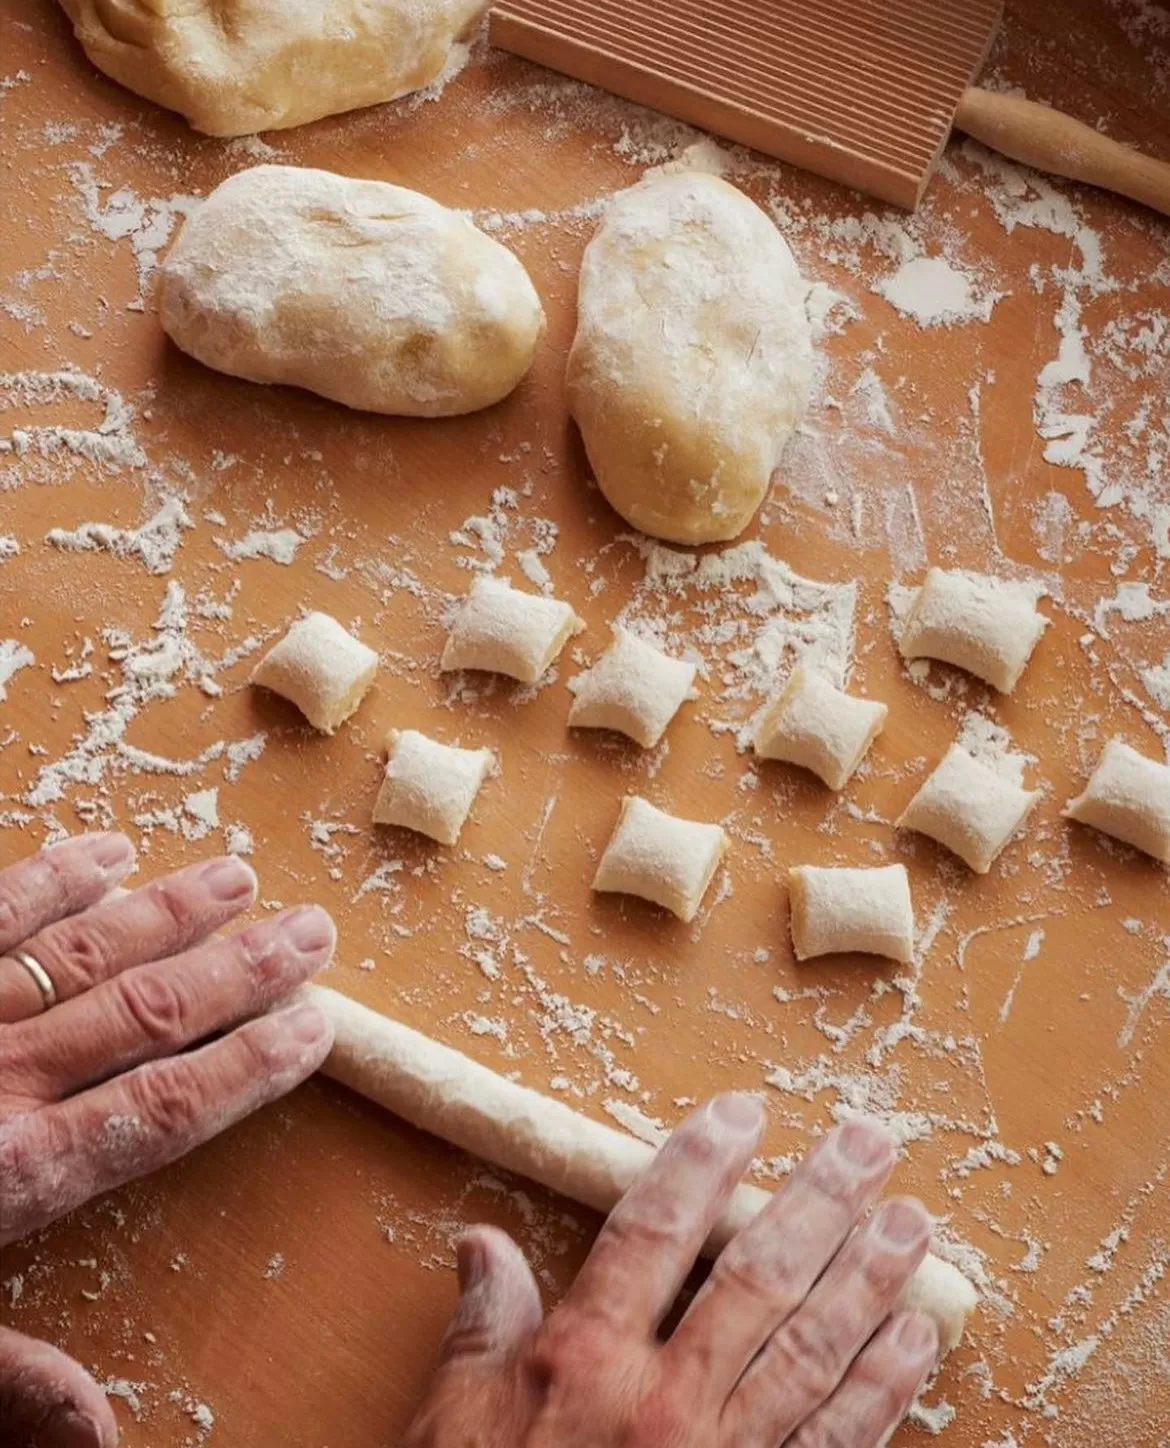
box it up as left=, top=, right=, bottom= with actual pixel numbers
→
left=771, top=1316, right=844, bottom=1405
left=791, top=1419, right=854, bottom=1448
left=148, top=876, right=201, bottom=936
left=631, top=1391, right=690, bottom=1447
left=713, top=1241, right=803, bottom=1313
left=606, top=1205, right=681, bottom=1255
left=126, top=1061, right=204, bottom=1143
left=0, top=1122, right=53, bottom=1241
left=116, top=970, right=190, bottom=1048
left=39, top=916, right=116, bottom=985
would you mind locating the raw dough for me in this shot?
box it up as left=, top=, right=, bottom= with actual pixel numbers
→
left=899, top=569, right=1047, bottom=694
left=373, top=729, right=493, bottom=845
left=789, top=865, right=914, bottom=963
left=568, top=626, right=696, bottom=747
left=58, top=0, right=485, bottom=137
left=160, top=166, right=545, bottom=417
left=898, top=744, right=1039, bottom=874
left=593, top=796, right=727, bottom=922
left=441, top=576, right=582, bottom=683
left=566, top=172, right=813, bottom=545
left=305, top=983, right=977, bottom=1350
left=1063, top=738, right=1170, bottom=863
left=251, top=611, right=377, bottom=733
left=753, top=667, right=887, bottom=790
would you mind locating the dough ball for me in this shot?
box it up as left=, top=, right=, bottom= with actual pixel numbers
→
left=566, top=172, right=813, bottom=545
left=160, top=165, right=545, bottom=417
left=57, top=0, right=485, bottom=137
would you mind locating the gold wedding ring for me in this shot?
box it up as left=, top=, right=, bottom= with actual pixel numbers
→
left=9, top=949, right=58, bottom=1010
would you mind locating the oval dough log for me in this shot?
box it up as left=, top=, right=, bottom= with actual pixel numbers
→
left=160, top=165, right=545, bottom=417
left=58, top=0, right=486, bottom=137
left=305, top=984, right=977, bottom=1352
left=567, top=172, right=813, bottom=545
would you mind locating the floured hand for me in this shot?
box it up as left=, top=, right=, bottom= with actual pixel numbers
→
left=0, top=833, right=336, bottom=1448
left=409, top=1102, right=939, bottom=1448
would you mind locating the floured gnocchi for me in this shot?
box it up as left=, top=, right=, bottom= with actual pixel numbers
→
left=373, top=729, right=494, bottom=845
left=753, top=667, right=887, bottom=790
left=1064, top=738, right=1170, bottom=863
left=899, top=569, right=1047, bottom=694
left=789, top=865, right=914, bottom=963
left=568, top=626, right=696, bottom=748
left=441, top=576, right=582, bottom=684
left=252, top=611, right=377, bottom=734
left=898, top=744, right=1039, bottom=874
left=593, top=796, right=727, bottom=922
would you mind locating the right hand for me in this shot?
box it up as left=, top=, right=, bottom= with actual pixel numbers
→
left=408, top=1101, right=938, bottom=1448
left=0, top=832, right=337, bottom=1448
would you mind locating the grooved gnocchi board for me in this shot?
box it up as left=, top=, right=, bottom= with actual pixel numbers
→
left=2, top=4, right=1170, bottom=1447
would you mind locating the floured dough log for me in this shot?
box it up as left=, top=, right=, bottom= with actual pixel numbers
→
left=1063, top=738, right=1170, bottom=863
left=789, top=865, right=914, bottom=963
left=441, top=576, right=582, bottom=683
left=305, top=984, right=977, bottom=1352
left=251, top=611, right=377, bottom=733
left=567, top=172, right=813, bottom=545
left=373, top=729, right=494, bottom=845
left=753, top=666, right=887, bottom=790
left=898, top=745, right=1038, bottom=873
left=898, top=569, right=1047, bottom=694
left=58, top=0, right=486, bottom=137
left=568, top=626, right=696, bottom=747
left=593, top=795, right=727, bottom=922
left=160, top=166, right=545, bottom=417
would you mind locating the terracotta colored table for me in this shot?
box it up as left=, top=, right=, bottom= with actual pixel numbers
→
left=2, top=3, right=1169, bottom=1444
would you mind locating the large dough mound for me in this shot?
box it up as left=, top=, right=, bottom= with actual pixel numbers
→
left=567, top=173, right=813, bottom=545
left=159, top=165, right=546, bottom=417
left=58, top=0, right=485, bottom=137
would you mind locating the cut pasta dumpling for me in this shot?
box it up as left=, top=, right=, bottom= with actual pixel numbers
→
left=592, top=795, right=727, bottom=922
left=441, top=576, right=583, bottom=684
left=373, top=729, right=494, bottom=845
left=1063, top=738, right=1170, bottom=863
left=568, top=626, right=696, bottom=747
left=752, top=666, right=887, bottom=789
left=251, top=611, right=377, bottom=734
left=897, top=745, right=1039, bottom=874
left=899, top=569, right=1047, bottom=694
left=789, top=864, right=914, bottom=963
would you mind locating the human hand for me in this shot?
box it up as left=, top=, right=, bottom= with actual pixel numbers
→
left=409, top=1098, right=938, bottom=1448
left=0, top=832, right=337, bottom=1448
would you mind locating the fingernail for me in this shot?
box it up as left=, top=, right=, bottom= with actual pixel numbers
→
left=280, top=906, right=336, bottom=957
left=281, top=1000, right=330, bottom=1045
left=201, top=856, right=256, bottom=902
left=834, top=1120, right=894, bottom=1169
left=876, top=1199, right=929, bottom=1247
left=892, top=1311, right=938, bottom=1356
left=711, top=1093, right=765, bottom=1134
left=91, top=833, right=135, bottom=880
left=44, top=1408, right=109, bottom=1448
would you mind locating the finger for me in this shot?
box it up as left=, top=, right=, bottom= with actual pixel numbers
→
left=666, top=1120, right=894, bottom=1398
left=0, top=1001, right=332, bottom=1247
left=0, top=835, right=135, bottom=1010
left=562, top=1094, right=764, bottom=1335
left=6, top=906, right=335, bottom=1101
left=0, top=1324, right=118, bottom=1448
left=440, top=1227, right=543, bottom=1365
left=785, top=1312, right=937, bottom=1448
left=0, top=855, right=257, bottom=1026
left=723, top=1198, right=931, bottom=1445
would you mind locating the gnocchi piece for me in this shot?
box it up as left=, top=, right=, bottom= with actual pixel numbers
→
left=899, top=569, right=1047, bottom=694
left=788, top=865, right=914, bottom=963
left=897, top=745, right=1039, bottom=874
left=752, top=666, right=887, bottom=789
left=373, top=729, right=494, bottom=846
left=592, top=796, right=727, bottom=923
left=441, top=577, right=583, bottom=684
left=1063, top=738, right=1170, bottom=863
left=251, top=611, right=377, bottom=734
left=568, top=626, right=696, bottom=748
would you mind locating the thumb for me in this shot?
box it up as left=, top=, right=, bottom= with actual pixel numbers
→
left=0, top=1327, right=118, bottom=1448
left=440, top=1225, right=542, bottom=1365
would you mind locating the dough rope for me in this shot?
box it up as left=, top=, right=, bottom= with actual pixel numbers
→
left=305, top=984, right=978, bottom=1353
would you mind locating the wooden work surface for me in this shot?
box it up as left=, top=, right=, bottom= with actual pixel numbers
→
left=2, top=3, right=1169, bottom=1444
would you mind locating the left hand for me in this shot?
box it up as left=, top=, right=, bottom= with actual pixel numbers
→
left=0, top=832, right=337, bottom=1448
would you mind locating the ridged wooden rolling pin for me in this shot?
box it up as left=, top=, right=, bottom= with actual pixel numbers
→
left=955, top=87, right=1170, bottom=217
left=303, top=984, right=978, bottom=1352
